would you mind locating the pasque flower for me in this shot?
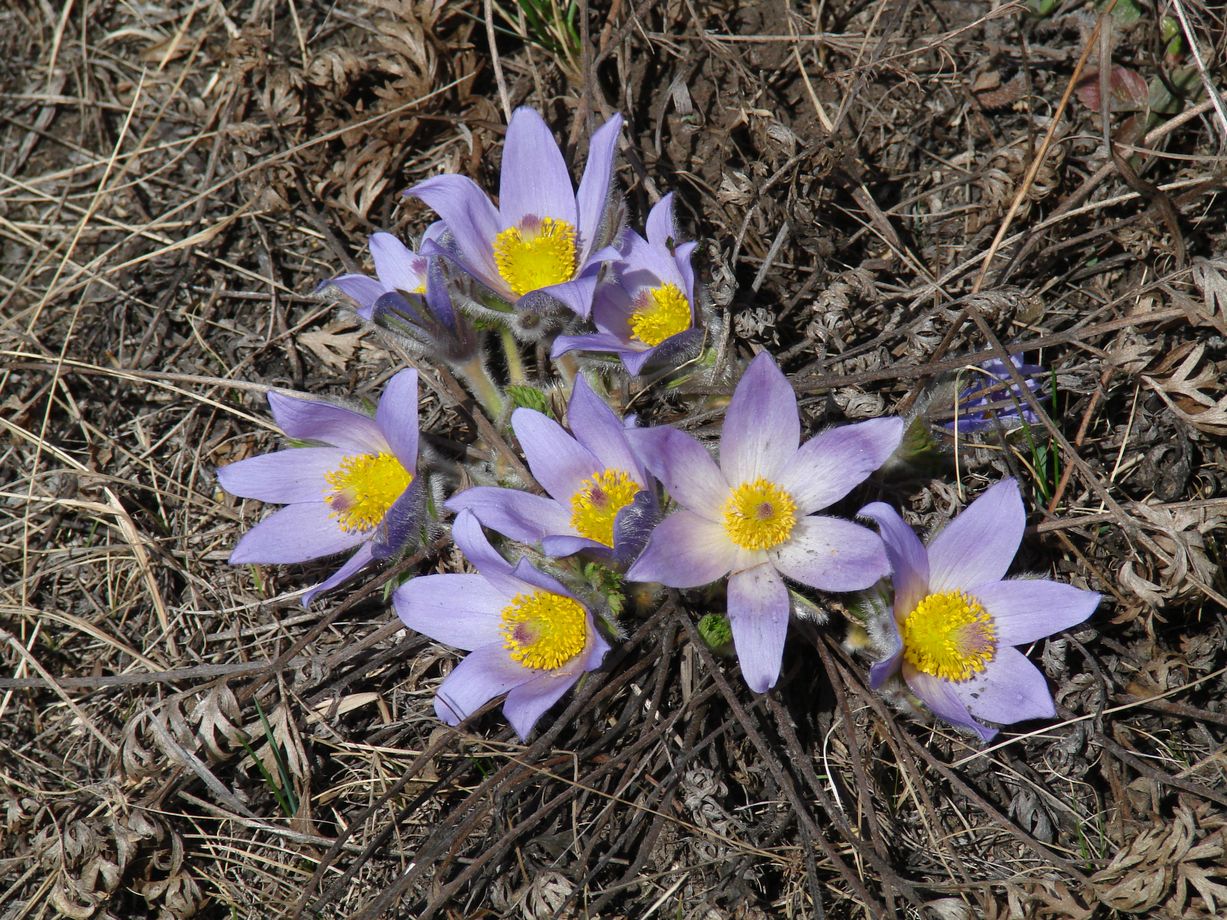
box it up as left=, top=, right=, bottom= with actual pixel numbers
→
left=447, top=375, right=657, bottom=566
left=406, top=106, right=623, bottom=319
left=394, top=509, right=610, bottom=739
left=859, top=478, right=1100, bottom=741
left=552, top=193, right=702, bottom=374
left=325, top=230, right=437, bottom=321
left=625, top=352, right=904, bottom=692
left=941, top=355, right=1046, bottom=434
left=218, top=369, right=424, bottom=606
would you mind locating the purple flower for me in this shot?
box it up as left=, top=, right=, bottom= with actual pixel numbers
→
left=324, top=230, right=438, bottom=321
left=625, top=352, right=904, bottom=692
left=406, top=106, right=623, bottom=319
left=552, top=193, right=701, bottom=374
left=217, top=369, right=423, bottom=606
left=941, top=356, right=1047, bottom=434
left=394, top=510, right=610, bottom=739
left=859, top=479, right=1100, bottom=741
left=447, top=376, right=656, bottom=566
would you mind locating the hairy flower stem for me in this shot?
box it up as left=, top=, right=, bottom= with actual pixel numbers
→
left=456, top=355, right=505, bottom=420
left=555, top=351, right=579, bottom=388
left=499, top=325, right=528, bottom=386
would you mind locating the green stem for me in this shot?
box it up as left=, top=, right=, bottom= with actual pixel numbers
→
left=499, top=326, right=528, bottom=386
left=456, top=356, right=505, bottom=420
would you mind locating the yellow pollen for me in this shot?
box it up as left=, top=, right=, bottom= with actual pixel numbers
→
left=500, top=591, right=588, bottom=671
left=323, top=451, right=413, bottom=533
left=629, top=282, right=691, bottom=346
left=492, top=216, right=578, bottom=297
left=722, top=478, right=798, bottom=550
left=901, top=590, right=997, bottom=682
left=569, top=468, right=641, bottom=547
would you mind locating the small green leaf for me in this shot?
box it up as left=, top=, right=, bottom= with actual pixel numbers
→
left=506, top=384, right=553, bottom=417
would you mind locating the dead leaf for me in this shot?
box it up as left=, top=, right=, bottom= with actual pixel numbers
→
left=299, top=318, right=367, bottom=370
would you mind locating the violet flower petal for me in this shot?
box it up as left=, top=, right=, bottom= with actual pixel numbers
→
left=432, top=643, right=526, bottom=727
left=449, top=509, right=522, bottom=598
left=228, top=502, right=366, bottom=564
left=504, top=673, right=580, bottom=741
left=972, top=579, right=1100, bottom=646
left=301, top=542, right=376, bottom=607
left=574, top=113, right=622, bottom=262
left=858, top=501, right=931, bottom=616
left=625, top=511, right=735, bottom=587
left=771, top=516, right=889, bottom=592
left=625, top=427, right=726, bottom=518
left=927, top=479, right=1025, bottom=593
left=550, top=331, right=629, bottom=360
left=777, top=417, right=903, bottom=514
left=727, top=564, right=791, bottom=693
left=905, top=668, right=997, bottom=742
left=956, top=646, right=1056, bottom=724
left=217, top=447, right=345, bottom=504
left=370, top=474, right=423, bottom=560
left=393, top=573, right=505, bottom=650
left=406, top=174, right=503, bottom=289
left=499, top=107, right=578, bottom=230
left=533, top=273, right=600, bottom=320
left=541, top=534, right=603, bottom=557
left=267, top=391, right=387, bottom=455
left=568, top=376, right=647, bottom=483
left=512, top=408, right=600, bottom=502
left=375, top=369, right=420, bottom=472
left=369, top=232, right=424, bottom=294
left=720, top=352, right=800, bottom=485
left=328, top=274, right=384, bottom=317
left=645, top=193, right=676, bottom=247
left=446, top=487, right=571, bottom=546
left=869, top=643, right=904, bottom=690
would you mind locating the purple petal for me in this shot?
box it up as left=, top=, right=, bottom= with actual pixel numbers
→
left=550, top=331, right=632, bottom=360
left=217, top=447, right=346, bottom=504
left=621, top=229, right=685, bottom=288
left=972, top=580, right=1100, bottom=646
left=432, top=643, right=527, bottom=727
left=575, top=113, right=622, bottom=262
left=229, top=502, right=366, bottom=564
left=645, top=193, right=676, bottom=248
left=956, top=646, right=1055, bottom=725
left=499, top=107, right=578, bottom=230
left=374, top=369, right=419, bottom=472
left=568, top=376, right=646, bottom=483
left=533, top=273, right=600, bottom=320
left=450, top=509, right=520, bottom=597
left=370, top=232, right=425, bottom=294
left=625, top=511, right=735, bottom=587
left=370, top=474, right=422, bottom=559
left=727, top=564, right=790, bottom=693
left=406, top=174, right=503, bottom=290
left=858, top=501, right=930, bottom=617
left=778, top=417, right=903, bottom=514
left=541, top=534, right=604, bottom=557
left=301, top=542, right=376, bottom=607
left=770, top=516, right=888, bottom=592
left=625, top=426, right=726, bottom=518
left=674, top=240, right=698, bottom=301
left=869, top=644, right=903, bottom=690
left=928, top=479, right=1024, bottom=593
left=447, top=487, right=571, bottom=546
left=327, top=274, right=384, bottom=317
left=721, top=352, right=800, bottom=485
left=612, top=489, right=660, bottom=567
left=904, top=668, right=997, bottom=741
left=267, top=391, right=387, bottom=455
left=393, top=573, right=505, bottom=650
left=506, top=557, right=579, bottom=601
left=512, top=408, right=600, bottom=503
left=503, top=672, right=581, bottom=740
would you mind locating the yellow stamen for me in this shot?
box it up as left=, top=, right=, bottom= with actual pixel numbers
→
left=569, top=468, right=641, bottom=547
left=722, top=477, right=797, bottom=550
left=500, top=591, right=588, bottom=670
left=493, top=216, right=578, bottom=297
left=629, top=282, right=691, bottom=346
left=901, top=590, right=997, bottom=682
left=324, top=451, right=413, bottom=533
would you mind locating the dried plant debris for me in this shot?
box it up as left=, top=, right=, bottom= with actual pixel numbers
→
left=3, top=0, right=1227, bottom=918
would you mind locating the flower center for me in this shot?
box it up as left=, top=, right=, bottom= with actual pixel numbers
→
left=629, top=282, right=691, bottom=347
left=901, top=590, right=997, bottom=682
left=569, top=468, right=641, bottom=547
left=722, top=477, right=797, bottom=550
left=493, top=216, right=578, bottom=297
left=500, top=591, right=588, bottom=671
left=324, top=451, right=413, bottom=533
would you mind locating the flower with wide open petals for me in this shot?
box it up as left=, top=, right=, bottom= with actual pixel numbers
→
left=394, top=509, right=610, bottom=739
left=552, top=193, right=702, bottom=374
left=406, top=106, right=623, bottom=319
left=625, top=351, right=904, bottom=692
left=859, top=478, right=1100, bottom=741
left=218, top=369, right=424, bottom=606
left=447, top=375, right=657, bottom=566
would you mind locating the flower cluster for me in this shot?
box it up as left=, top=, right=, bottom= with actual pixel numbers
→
left=216, top=106, right=1099, bottom=743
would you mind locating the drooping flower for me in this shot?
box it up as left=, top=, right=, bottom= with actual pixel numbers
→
left=625, top=352, right=904, bottom=692
left=552, top=193, right=702, bottom=374
left=218, top=369, right=424, bottom=606
left=859, top=478, right=1100, bottom=741
left=940, top=355, right=1047, bottom=434
left=394, top=509, right=610, bottom=739
left=447, top=375, right=657, bottom=566
left=406, top=106, right=623, bottom=319
left=322, top=229, right=478, bottom=364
